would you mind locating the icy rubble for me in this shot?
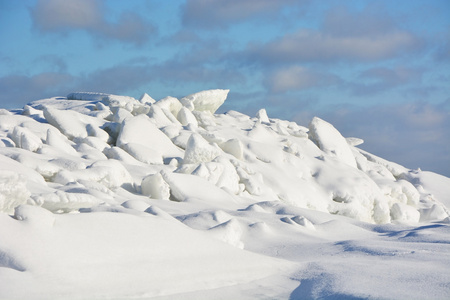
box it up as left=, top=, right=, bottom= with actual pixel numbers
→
left=0, top=89, right=448, bottom=224
left=1, top=89, right=450, bottom=299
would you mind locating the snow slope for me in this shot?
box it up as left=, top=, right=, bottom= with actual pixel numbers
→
left=0, top=90, right=449, bottom=299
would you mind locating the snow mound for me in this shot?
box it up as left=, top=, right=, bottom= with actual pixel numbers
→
left=0, top=89, right=446, bottom=223
left=0, top=89, right=449, bottom=299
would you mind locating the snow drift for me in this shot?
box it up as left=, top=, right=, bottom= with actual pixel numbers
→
left=0, top=89, right=449, bottom=299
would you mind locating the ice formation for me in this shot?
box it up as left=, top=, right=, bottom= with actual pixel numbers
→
left=0, top=89, right=449, bottom=299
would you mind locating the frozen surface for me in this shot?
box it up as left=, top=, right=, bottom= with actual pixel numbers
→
left=0, top=90, right=449, bottom=299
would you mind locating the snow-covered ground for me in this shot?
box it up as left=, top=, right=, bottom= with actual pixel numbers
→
left=0, top=90, right=449, bottom=299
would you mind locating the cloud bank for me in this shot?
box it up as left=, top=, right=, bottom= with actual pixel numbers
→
left=30, top=0, right=156, bottom=45
left=182, top=0, right=300, bottom=28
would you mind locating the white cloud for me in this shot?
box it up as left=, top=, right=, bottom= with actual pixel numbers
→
left=182, top=0, right=300, bottom=28
left=350, top=66, right=425, bottom=96
left=267, top=65, right=340, bottom=92
left=30, top=0, right=156, bottom=45
left=252, top=29, right=419, bottom=63
left=322, top=5, right=396, bottom=38
left=31, top=0, right=102, bottom=31
left=246, top=5, right=422, bottom=64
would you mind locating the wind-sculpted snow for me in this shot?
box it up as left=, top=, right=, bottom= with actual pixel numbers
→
left=0, top=89, right=449, bottom=299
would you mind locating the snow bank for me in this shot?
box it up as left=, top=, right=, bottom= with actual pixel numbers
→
left=0, top=90, right=446, bottom=222
left=0, top=89, right=449, bottom=299
left=0, top=205, right=291, bottom=299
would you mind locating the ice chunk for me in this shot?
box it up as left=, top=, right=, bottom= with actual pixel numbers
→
left=1, top=149, right=60, bottom=180
left=9, top=126, right=42, bottom=152
left=38, top=190, right=102, bottom=213
left=120, top=143, right=163, bottom=165
left=111, top=107, right=133, bottom=123
left=131, top=104, right=150, bottom=116
left=53, top=159, right=132, bottom=190
left=212, top=157, right=241, bottom=194
left=102, top=94, right=139, bottom=112
left=358, top=149, right=408, bottom=177
left=256, top=109, right=270, bottom=123
left=67, top=92, right=110, bottom=101
left=0, top=109, right=12, bottom=115
left=397, top=180, right=420, bottom=207
left=190, top=158, right=240, bottom=195
left=161, top=171, right=236, bottom=205
left=154, top=96, right=183, bottom=117
left=43, top=107, right=104, bottom=140
left=275, top=121, right=289, bottom=136
left=147, top=105, right=174, bottom=127
left=76, top=136, right=109, bottom=152
left=46, top=128, right=78, bottom=155
left=192, top=110, right=216, bottom=127
left=116, top=114, right=183, bottom=159
left=103, top=146, right=145, bottom=165
left=139, top=93, right=156, bottom=105
left=141, top=172, right=170, bottom=200
left=346, top=137, right=364, bottom=146
left=0, top=153, right=46, bottom=185
left=236, top=167, right=264, bottom=196
left=172, top=131, right=192, bottom=150
left=420, top=204, right=448, bottom=222
left=199, top=131, right=226, bottom=144
left=183, top=133, right=222, bottom=164
left=390, top=203, right=420, bottom=223
left=309, top=117, right=357, bottom=168
left=0, top=171, right=31, bottom=214
left=219, top=139, right=244, bottom=160
left=177, top=106, right=198, bottom=128
left=160, top=124, right=181, bottom=140
left=180, top=89, right=229, bottom=114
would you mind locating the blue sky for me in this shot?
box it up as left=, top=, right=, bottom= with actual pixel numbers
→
left=0, top=0, right=449, bottom=176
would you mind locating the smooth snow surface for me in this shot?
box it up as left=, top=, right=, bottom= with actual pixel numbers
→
left=0, top=89, right=449, bottom=299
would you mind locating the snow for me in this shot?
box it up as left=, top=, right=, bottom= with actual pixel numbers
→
left=0, top=89, right=449, bottom=299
